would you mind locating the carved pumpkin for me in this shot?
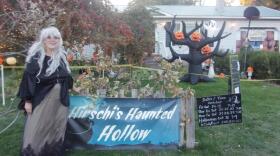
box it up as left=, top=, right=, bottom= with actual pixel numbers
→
left=191, top=32, right=201, bottom=42
left=201, top=45, right=212, bottom=54
left=174, top=32, right=184, bottom=40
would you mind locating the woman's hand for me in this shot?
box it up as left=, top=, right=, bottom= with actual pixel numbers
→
left=24, top=101, right=32, bottom=114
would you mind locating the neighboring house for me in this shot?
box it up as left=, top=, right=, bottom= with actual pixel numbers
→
left=147, top=5, right=280, bottom=58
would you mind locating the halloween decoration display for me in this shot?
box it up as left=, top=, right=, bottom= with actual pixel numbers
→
left=164, top=16, right=230, bottom=84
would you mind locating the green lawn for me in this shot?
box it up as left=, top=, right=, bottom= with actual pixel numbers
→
left=1, top=75, right=280, bottom=155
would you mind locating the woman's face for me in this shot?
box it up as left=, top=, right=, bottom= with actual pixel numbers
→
left=43, top=35, right=60, bottom=50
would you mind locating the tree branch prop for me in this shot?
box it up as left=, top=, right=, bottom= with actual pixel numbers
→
left=198, top=21, right=231, bottom=49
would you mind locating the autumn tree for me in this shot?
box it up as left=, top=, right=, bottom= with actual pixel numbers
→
left=57, top=0, right=133, bottom=55
left=118, top=4, right=154, bottom=64
left=0, top=0, right=133, bottom=57
left=240, top=0, right=280, bottom=10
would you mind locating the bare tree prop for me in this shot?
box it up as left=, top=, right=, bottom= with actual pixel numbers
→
left=164, top=16, right=231, bottom=84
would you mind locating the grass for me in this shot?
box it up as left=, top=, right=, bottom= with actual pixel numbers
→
left=1, top=69, right=280, bottom=156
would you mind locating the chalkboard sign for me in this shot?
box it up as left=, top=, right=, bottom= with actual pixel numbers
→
left=197, top=94, right=242, bottom=127
left=230, top=55, right=241, bottom=94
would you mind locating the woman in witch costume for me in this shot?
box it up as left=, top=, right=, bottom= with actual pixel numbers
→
left=17, top=26, right=73, bottom=156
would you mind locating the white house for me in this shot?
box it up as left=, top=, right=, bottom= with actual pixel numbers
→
left=147, top=5, right=280, bottom=58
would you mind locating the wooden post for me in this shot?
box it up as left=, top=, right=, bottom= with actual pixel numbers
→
left=97, top=89, right=106, bottom=98
left=179, top=97, right=186, bottom=146
left=1, top=65, right=5, bottom=106
left=131, top=89, right=138, bottom=98
left=186, top=89, right=195, bottom=149
left=119, top=89, right=125, bottom=98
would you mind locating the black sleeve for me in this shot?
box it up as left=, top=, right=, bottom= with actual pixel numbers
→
left=68, top=76, right=73, bottom=89
left=17, top=56, right=39, bottom=110
left=17, top=71, right=37, bottom=110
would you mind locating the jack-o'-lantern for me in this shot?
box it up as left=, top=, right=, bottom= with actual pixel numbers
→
left=174, top=32, right=184, bottom=40
left=191, top=32, right=201, bottom=42
left=201, top=45, right=212, bottom=54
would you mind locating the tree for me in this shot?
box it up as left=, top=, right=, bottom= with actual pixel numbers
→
left=240, top=0, right=254, bottom=6
left=57, top=0, right=133, bottom=55
left=240, top=0, right=280, bottom=10
left=0, top=0, right=133, bottom=57
left=0, top=0, right=63, bottom=53
left=255, top=0, right=280, bottom=10
left=119, top=4, right=154, bottom=64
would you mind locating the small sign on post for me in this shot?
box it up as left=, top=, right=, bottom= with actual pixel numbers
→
left=229, top=55, right=241, bottom=94
left=197, top=94, right=242, bottom=127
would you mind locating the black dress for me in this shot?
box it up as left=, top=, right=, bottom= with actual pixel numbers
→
left=17, top=55, right=73, bottom=156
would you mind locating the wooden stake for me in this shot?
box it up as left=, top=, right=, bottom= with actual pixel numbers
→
left=186, top=89, right=195, bottom=149
left=179, top=97, right=186, bottom=146
left=1, top=65, right=5, bottom=106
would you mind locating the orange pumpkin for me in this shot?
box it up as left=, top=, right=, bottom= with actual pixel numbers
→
left=247, top=66, right=254, bottom=73
left=219, top=73, right=225, bottom=78
left=201, top=44, right=212, bottom=54
left=0, top=55, right=4, bottom=65
left=174, top=32, right=184, bottom=40
left=191, top=32, right=201, bottom=42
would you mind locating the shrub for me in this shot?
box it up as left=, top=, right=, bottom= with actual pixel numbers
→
left=214, top=51, right=280, bottom=79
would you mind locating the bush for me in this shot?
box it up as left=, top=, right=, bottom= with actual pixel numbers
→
left=214, top=54, right=230, bottom=75
left=214, top=51, right=280, bottom=79
left=246, top=51, right=280, bottom=79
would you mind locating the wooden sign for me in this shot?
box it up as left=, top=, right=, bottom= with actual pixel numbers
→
left=230, top=55, right=241, bottom=94
left=197, top=94, right=242, bottom=127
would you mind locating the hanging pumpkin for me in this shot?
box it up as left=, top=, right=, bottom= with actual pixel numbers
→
left=174, top=32, right=184, bottom=40
left=67, top=53, right=74, bottom=62
left=201, top=44, right=212, bottom=55
left=6, top=57, right=17, bottom=65
left=191, top=32, right=201, bottom=42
